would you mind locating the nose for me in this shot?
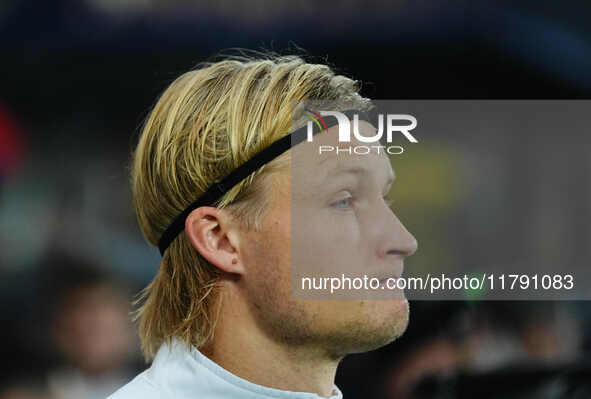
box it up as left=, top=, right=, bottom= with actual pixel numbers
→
left=379, top=211, right=418, bottom=259
left=386, top=232, right=418, bottom=257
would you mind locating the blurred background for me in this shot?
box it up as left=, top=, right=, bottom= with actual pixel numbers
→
left=1, top=0, right=591, bottom=398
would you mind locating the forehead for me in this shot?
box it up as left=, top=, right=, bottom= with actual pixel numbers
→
left=317, top=154, right=394, bottom=182
left=290, top=121, right=395, bottom=191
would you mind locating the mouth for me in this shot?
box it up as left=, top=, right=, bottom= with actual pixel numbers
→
left=377, top=271, right=403, bottom=290
left=374, top=262, right=404, bottom=288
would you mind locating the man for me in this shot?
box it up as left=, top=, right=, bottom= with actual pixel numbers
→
left=108, top=53, right=417, bottom=399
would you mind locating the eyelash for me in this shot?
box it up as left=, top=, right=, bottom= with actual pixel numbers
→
left=331, top=196, right=355, bottom=210
left=331, top=194, right=395, bottom=210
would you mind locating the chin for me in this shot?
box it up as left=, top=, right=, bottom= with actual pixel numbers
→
left=331, top=298, right=410, bottom=355
left=373, top=297, right=409, bottom=344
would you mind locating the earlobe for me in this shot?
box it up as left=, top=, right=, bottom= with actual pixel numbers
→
left=184, top=207, right=243, bottom=275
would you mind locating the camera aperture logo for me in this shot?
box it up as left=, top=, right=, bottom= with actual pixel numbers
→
left=305, top=110, right=418, bottom=155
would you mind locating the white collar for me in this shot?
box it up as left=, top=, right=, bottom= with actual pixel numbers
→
left=146, top=338, right=343, bottom=399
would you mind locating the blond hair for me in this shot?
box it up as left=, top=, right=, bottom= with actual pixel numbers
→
left=131, top=51, right=368, bottom=360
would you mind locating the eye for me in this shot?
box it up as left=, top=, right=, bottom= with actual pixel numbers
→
left=331, top=195, right=354, bottom=210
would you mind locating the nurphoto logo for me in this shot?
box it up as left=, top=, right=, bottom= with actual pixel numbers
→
left=305, top=109, right=419, bottom=155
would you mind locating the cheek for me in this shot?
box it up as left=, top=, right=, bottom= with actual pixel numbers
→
left=292, top=208, right=365, bottom=279
left=242, top=209, right=291, bottom=293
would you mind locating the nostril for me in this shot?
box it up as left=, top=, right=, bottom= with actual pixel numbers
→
left=386, top=237, right=418, bottom=257
left=386, top=249, right=407, bottom=256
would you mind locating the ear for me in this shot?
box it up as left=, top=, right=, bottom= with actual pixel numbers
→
left=184, top=206, right=244, bottom=275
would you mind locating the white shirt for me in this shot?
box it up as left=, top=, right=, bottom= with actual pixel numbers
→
left=106, top=339, right=343, bottom=399
left=48, top=367, right=132, bottom=399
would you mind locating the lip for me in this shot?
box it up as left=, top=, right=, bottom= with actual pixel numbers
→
left=376, top=265, right=404, bottom=284
left=376, top=275, right=402, bottom=291
left=378, top=275, right=400, bottom=285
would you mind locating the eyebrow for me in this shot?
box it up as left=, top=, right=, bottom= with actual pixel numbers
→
left=324, top=164, right=395, bottom=188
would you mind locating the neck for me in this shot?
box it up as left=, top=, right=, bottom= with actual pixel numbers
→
left=200, top=290, right=341, bottom=398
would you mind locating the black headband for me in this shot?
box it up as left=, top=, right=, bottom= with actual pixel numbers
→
left=157, top=109, right=371, bottom=255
